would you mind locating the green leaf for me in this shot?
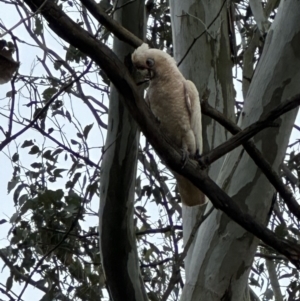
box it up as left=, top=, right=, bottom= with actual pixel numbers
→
left=72, top=172, right=81, bottom=185
left=66, top=110, right=72, bottom=122
left=54, top=60, right=63, bottom=70
left=70, top=139, right=80, bottom=145
left=18, top=194, right=28, bottom=206
left=51, top=100, right=63, bottom=110
left=53, top=169, right=67, bottom=178
left=33, top=107, right=47, bottom=120
left=31, top=162, right=43, bottom=169
left=275, top=223, right=288, bottom=238
left=29, top=145, right=40, bottom=155
left=13, top=184, right=27, bottom=205
left=65, top=181, right=73, bottom=189
left=6, top=90, right=16, bottom=98
left=25, top=171, right=40, bottom=179
left=7, top=177, right=19, bottom=194
left=258, top=263, right=264, bottom=274
left=52, top=148, right=64, bottom=157
left=83, top=123, right=93, bottom=139
left=288, top=226, right=300, bottom=236
left=136, top=176, right=141, bottom=198
left=249, top=277, right=260, bottom=287
left=42, top=87, right=58, bottom=102
left=42, top=150, right=54, bottom=161
left=47, top=76, right=60, bottom=87
left=82, top=174, right=87, bottom=189
left=66, top=45, right=86, bottom=63
left=152, top=186, right=161, bottom=204
left=10, top=212, right=19, bottom=224
left=6, top=275, right=13, bottom=292
left=87, top=181, right=98, bottom=199
left=21, top=140, right=34, bottom=148
left=99, top=70, right=110, bottom=85
left=12, top=152, right=19, bottom=162
left=52, top=109, right=65, bottom=118
left=20, top=197, right=37, bottom=216
left=34, top=16, right=43, bottom=36
left=136, top=206, right=147, bottom=213
left=264, top=289, right=274, bottom=300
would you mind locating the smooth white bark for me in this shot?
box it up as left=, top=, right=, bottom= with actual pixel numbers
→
left=182, top=202, right=208, bottom=277
left=170, top=0, right=235, bottom=276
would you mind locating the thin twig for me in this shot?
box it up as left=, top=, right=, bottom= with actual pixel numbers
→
left=178, top=11, right=215, bottom=39
left=202, top=99, right=300, bottom=221
left=0, top=0, right=48, bottom=38
left=32, top=124, right=100, bottom=169
left=201, top=94, right=300, bottom=166
left=0, top=62, right=92, bottom=152
left=0, top=250, right=71, bottom=301
left=136, top=225, right=182, bottom=236
left=177, top=0, right=227, bottom=67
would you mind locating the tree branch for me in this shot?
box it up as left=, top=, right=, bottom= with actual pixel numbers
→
left=136, top=225, right=182, bottom=236
left=80, top=0, right=143, bottom=47
left=23, top=0, right=300, bottom=268
left=202, top=100, right=300, bottom=222
left=202, top=94, right=300, bottom=165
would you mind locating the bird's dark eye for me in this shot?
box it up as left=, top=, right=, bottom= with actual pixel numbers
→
left=146, top=58, right=155, bottom=68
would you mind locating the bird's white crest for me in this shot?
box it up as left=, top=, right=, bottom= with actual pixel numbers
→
left=136, top=43, right=149, bottom=53
left=131, top=43, right=149, bottom=63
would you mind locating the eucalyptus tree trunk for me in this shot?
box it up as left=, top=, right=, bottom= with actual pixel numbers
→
left=99, top=2, right=147, bottom=301
left=171, top=1, right=300, bottom=300
left=170, top=0, right=235, bottom=278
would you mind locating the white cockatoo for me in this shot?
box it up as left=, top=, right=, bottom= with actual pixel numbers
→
left=132, top=43, right=205, bottom=206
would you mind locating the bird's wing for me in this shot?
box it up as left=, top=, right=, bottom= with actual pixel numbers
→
left=184, top=80, right=203, bottom=154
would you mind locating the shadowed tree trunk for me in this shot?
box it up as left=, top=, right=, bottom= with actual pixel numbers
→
left=99, top=2, right=147, bottom=301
